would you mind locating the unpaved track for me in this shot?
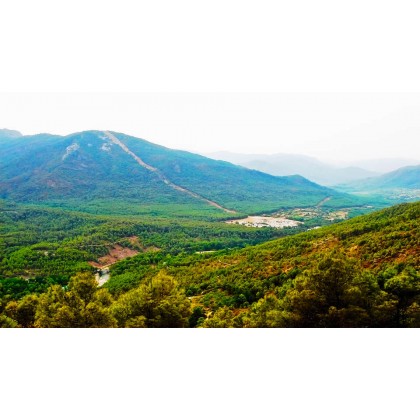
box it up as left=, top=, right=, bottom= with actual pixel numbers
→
left=316, top=196, right=332, bottom=207
left=103, top=131, right=236, bottom=214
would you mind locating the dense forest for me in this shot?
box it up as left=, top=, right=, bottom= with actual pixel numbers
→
left=0, top=201, right=303, bottom=279
left=1, top=201, right=418, bottom=328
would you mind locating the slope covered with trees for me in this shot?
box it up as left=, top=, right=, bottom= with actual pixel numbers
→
left=0, top=201, right=300, bottom=281
left=337, top=165, right=420, bottom=192
left=0, top=130, right=360, bottom=215
left=1, top=201, right=418, bottom=327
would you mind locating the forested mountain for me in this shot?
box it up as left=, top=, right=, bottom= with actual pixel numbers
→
left=0, top=130, right=358, bottom=215
left=1, top=201, right=419, bottom=328
left=1, top=128, right=417, bottom=328
left=336, top=165, right=420, bottom=192
left=205, top=151, right=378, bottom=186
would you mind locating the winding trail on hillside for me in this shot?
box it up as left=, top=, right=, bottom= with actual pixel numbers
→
left=102, top=131, right=237, bottom=214
left=316, top=196, right=332, bottom=207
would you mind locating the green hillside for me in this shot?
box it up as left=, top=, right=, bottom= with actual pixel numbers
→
left=2, top=128, right=414, bottom=328
left=337, top=165, right=420, bottom=192
left=117, top=132, right=359, bottom=212
left=0, top=200, right=298, bottom=279
left=0, top=131, right=200, bottom=207
left=100, top=201, right=419, bottom=327
left=0, top=130, right=360, bottom=216
left=1, top=201, right=418, bottom=327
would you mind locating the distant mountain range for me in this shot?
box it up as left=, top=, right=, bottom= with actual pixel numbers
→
left=336, top=165, right=420, bottom=192
left=342, top=158, right=420, bottom=174
left=0, top=129, right=358, bottom=216
left=204, top=151, right=380, bottom=186
left=204, top=151, right=420, bottom=187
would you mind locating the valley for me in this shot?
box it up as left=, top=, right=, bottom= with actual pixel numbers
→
left=334, top=164, right=420, bottom=203
left=0, top=128, right=418, bottom=328
left=2, top=200, right=417, bottom=328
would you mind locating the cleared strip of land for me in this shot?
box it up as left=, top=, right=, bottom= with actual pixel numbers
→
left=103, top=131, right=236, bottom=214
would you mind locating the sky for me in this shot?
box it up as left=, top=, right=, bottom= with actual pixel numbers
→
left=1, top=93, right=420, bottom=162
left=2, top=2, right=420, bottom=163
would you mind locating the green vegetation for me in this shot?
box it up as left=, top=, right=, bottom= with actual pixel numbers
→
left=337, top=165, right=420, bottom=191
left=1, top=201, right=419, bottom=327
left=0, top=130, right=363, bottom=216
left=1, top=129, right=417, bottom=328
left=0, top=200, right=297, bottom=292
left=2, top=271, right=190, bottom=328
left=335, top=165, right=420, bottom=205
left=110, top=272, right=191, bottom=328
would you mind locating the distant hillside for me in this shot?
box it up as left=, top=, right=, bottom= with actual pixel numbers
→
left=205, top=151, right=378, bottom=186
left=346, top=158, right=420, bottom=173
left=0, top=130, right=358, bottom=216
left=337, top=165, right=420, bottom=192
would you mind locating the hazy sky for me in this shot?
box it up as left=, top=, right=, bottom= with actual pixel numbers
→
left=1, top=93, right=419, bottom=161
left=2, top=2, right=420, bottom=163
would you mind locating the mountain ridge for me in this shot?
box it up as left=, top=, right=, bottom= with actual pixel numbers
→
left=204, top=150, right=380, bottom=186
left=0, top=129, right=359, bottom=216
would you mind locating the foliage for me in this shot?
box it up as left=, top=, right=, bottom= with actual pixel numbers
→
left=202, top=307, right=240, bottom=328
left=34, top=273, right=116, bottom=328
left=111, top=272, right=191, bottom=328
left=1, top=201, right=419, bottom=327
left=189, top=306, right=205, bottom=328
left=0, top=276, right=68, bottom=302
left=0, top=314, right=18, bottom=328
left=5, top=294, right=39, bottom=328
left=0, top=202, right=295, bottom=280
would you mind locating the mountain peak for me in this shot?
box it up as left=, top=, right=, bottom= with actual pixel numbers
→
left=0, top=128, right=23, bottom=139
left=0, top=129, right=358, bottom=215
